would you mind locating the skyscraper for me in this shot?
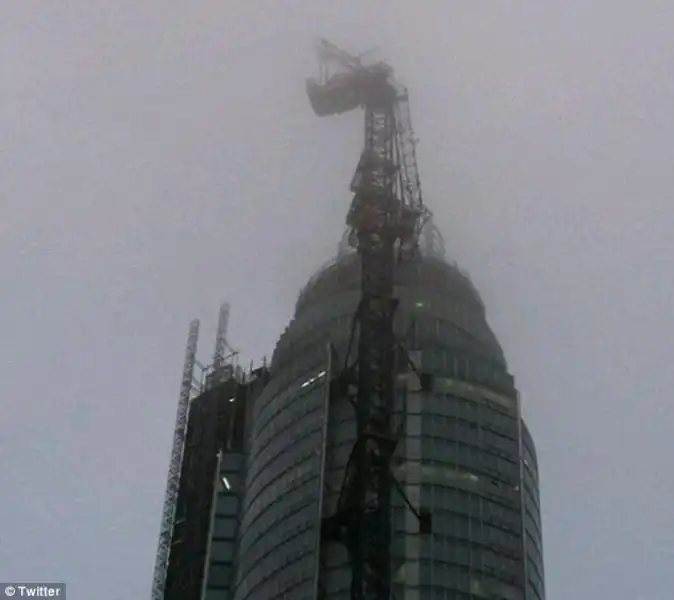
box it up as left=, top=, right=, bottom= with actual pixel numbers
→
left=160, top=366, right=270, bottom=600
left=151, top=36, right=545, bottom=600
left=232, top=248, right=545, bottom=600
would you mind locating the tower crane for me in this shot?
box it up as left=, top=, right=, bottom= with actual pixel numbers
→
left=307, top=39, right=433, bottom=600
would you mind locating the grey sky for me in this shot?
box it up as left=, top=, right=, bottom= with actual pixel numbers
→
left=2, top=1, right=673, bottom=598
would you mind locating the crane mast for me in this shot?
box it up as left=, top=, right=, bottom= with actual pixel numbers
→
left=307, top=39, right=431, bottom=600
left=150, top=319, right=200, bottom=600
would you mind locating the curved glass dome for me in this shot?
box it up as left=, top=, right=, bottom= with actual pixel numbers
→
left=233, top=251, right=545, bottom=600
left=275, top=251, right=507, bottom=374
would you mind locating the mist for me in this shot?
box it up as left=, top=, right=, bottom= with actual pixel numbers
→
left=2, top=2, right=673, bottom=599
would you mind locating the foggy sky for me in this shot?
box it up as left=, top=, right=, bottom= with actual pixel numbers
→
left=2, top=2, right=673, bottom=599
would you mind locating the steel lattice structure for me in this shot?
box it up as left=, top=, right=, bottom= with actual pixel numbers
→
left=307, top=39, right=432, bottom=600
left=212, top=302, right=230, bottom=372
left=150, top=319, right=200, bottom=600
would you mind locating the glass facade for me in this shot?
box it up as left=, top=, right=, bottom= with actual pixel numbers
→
left=233, top=254, right=545, bottom=600
left=203, top=452, right=245, bottom=600
left=233, top=339, right=335, bottom=599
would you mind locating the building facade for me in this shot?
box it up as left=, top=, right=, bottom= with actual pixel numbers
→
left=162, top=368, right=269, bottom=600
left=232, top=252, right=545, bottom=600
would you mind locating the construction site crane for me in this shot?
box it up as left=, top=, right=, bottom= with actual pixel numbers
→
left=307, top=39, right=432, bottom=600
left=150, top=319, right=200, bottom=600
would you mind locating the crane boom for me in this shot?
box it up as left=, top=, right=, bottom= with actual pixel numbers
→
left=307, top=40, right=431, bottom=600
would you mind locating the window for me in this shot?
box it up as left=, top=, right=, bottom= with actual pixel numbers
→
left=212, top=517, right=237, bottom=540
left=210, top=540, right=234, bottom=562
left=220, top=454, right=244, bottom=471
left=215, top=495, right=239, bottom=517
left=207, top=563, right=232, bottom=587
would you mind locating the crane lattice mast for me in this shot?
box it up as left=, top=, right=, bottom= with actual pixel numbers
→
left=212, top=302, right=230, bottom=372
left=307, top=39, right=432, bottom=600
left=150, top=319, right=200, bottom=600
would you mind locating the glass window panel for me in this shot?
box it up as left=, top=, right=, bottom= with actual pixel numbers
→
left=215, top=495, right=239, bottom=517
left=210, top=540, right=234, bottom=562
left=207, top=563, right=232, bottom=587
left=220, top=453, right=244, bottom=472
left=212, top=517, right=237, bottom=539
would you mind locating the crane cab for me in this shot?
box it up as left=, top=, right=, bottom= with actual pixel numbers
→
left=306, top=64, right=397, bottom=117
left=306, top=74, right=360, bottom=117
